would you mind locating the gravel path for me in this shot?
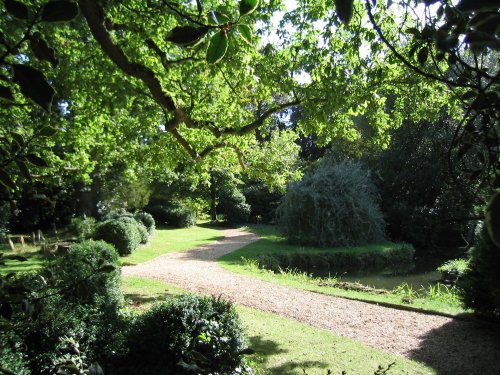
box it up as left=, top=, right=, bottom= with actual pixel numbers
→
left=122, top=228, right=500, bottom=375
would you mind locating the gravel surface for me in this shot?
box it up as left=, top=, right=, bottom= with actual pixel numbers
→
left=122, top=228, right=500, bottom=375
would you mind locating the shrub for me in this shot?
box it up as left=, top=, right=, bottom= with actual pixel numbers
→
left=116, top=295, right=248, bottom=374
left=134, top=211, right=155, bottom=235
left=277, top=160, right=385, bottom=247
left=93, top=219, right=141, bottom=256
left=460, top=226, right=500, bottom=320
left=145, top=204, right=197, bottom=228
left=117, top=216, right=149, bottom=244
left=69, top=216, right=97, bottom=240
left=218, top=186, right=251, bottom=225
left=437, top=258, right=470, bottom=285
left=4, top=241, right=126, bottom=374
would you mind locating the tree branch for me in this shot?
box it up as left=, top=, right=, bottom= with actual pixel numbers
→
left=78, top=0, right=176, bottom=112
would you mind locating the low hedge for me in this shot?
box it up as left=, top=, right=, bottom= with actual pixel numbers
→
left=257, top=243, right=415, bottom=273
left=146, top=204, right=196, bottom=228
left=134, top=211, right=155, bottom=235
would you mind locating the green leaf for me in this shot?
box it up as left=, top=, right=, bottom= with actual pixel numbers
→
left=15, top=159, right=32, bottom=183
left=29, top=33, right=58, bottom=66
left=12, top=64, right=55, bottom=112
left=239, top=0, right=259, bottom=16
left=41, top=0, right=79, bottom=22
left=11, top=132, right=24, bottom=147
left=0, top=85, right=14, bottom=101
left=237, top=24, right=252, bottom=44
left=26, top=153, right=49, bottom=167
left=38, top=126, right=58, bottom=137
left=4, top=0, right=29, bottom=20
left=417, top=46, right=428, bottom=65
left=166, top=26, right=209, bottom=47
left=209, top=10, right=230, bottom=25
left=206, top=31, right=228, bottom=64
left=0, top=169, right=16, bottom=190
left=334, top=0, right=353, bottom=25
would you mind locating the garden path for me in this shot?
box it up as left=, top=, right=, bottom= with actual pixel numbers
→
left=122, top=228, right=500, bottom=375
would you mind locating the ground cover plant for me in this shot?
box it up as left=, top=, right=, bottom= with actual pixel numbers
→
left=219, top=226, right=468, bottom=316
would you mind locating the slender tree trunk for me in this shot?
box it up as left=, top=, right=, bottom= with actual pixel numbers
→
left=210, top=172, right=217, bottom=222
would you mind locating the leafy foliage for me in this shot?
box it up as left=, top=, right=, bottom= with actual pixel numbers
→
left=461, top=226, right=500, bottom=320
left=372, top=119, right=481, bottom=251
left=1, top=240, right=125, bottom=374
left=69, top=216, right=97, bottom=241
left=93, top=219, right=141, bottom=256
left=134, top=211, right=156, bottom=235
left=115, top=295, right=248, bottom=374
left=277, top=160, right=385, bottom=247
left=217, top=185, right=250, bottom=225
left=242, top=182, right=283, bottom=223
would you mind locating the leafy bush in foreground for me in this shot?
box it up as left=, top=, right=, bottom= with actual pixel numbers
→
left=277, top=160, right=385, bottom=247
left=94, top=219, right=141, bottom=256
left=115, top=295, right=248, bottom=374
left=1, top=241, right=125, bottom=374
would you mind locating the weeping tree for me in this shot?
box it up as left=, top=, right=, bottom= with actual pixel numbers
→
left=277, top=159, right=385, bottom=247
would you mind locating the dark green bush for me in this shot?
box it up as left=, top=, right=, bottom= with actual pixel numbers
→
left=243, top=183, right=283, bottom=223
left=134, top=211, right=156, bottom=235
left=69, top=216, right=97, bottom=240
left=116, top=295, right=248, bottom=374
left=93, top=219, right=141, bottom=256
left=218, top=186, right=250, bottom=225
left=145, top=204, right=197, bottom=228
left=460, top=226, right=500, bottom=320
left=277, top=160, right=385, bottom=247
left=3, top=241, right=125, bottom=374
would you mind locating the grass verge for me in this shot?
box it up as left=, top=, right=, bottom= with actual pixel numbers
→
left=120, top=226, right=223, bottom=265
left=121, top=276, right=436, bottom=375
left=0, top=245, right=49, bottom=275
left=218, top=226, right=469, bottom=317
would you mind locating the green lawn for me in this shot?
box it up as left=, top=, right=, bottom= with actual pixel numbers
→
left=119, top=226, right=224, bottom=265
left=121, top=276, right=436, bottom=375
left=0, top=245, right=49, bottom=275
left=219, top=226, right=468, bottom=317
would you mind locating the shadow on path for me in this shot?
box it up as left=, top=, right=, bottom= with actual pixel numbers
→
left=408, top=318, right=500, bottom=375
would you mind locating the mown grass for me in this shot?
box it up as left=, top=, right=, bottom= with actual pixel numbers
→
left=218, top=226, right=469, bottom=317
left=119, top=226, right=224, bottom=265
left=0, top=244, right=49, bottom=275
left=121, top=276, right=436, bottom=375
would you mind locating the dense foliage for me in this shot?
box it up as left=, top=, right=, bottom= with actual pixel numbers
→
left=373, top=119, right=481, bottom=252
left=134, top=211, right=156, bottom=235
left=115, top=295, right=249, bottom=374
left=0, top=241, right=125, bottom=374
left=277, top=160, right=385, bottom=247
left=217, top=184, right=251, bottom=225
left=93, top=219, right=141, bottom=256
left=461, top=227, right=500, bottom=320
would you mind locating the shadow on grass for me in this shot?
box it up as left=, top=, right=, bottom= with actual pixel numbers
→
left=408, top=318, right=500, bottom=375
left=248, top=335, right=329, bottom=375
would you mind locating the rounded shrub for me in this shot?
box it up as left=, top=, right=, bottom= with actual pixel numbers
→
left=134, top=211, right=155, bottom=235
left=277, top=160, right=385, bottom=247
left=93, top=219, right=141, bottom=256
left=117, top=295, right=248, bottom=374
left=117, top=216, right=149, bottom=244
